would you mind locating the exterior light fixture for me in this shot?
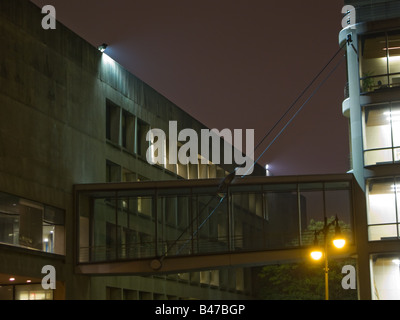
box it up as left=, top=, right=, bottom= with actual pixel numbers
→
left=310, top=230, right=323, bottom=260
left=310, top=250, right=323, bottom=261
left=265, top=164, right=271, bottom=176
left=310, top=249, right=324, bottom=261
left=9, top=277, right=15, bottom=282
left=98, top=43, right=108, bottom=53
left=333, top=237, right=346, bottom=249
left=309, top=215, right=347, bottom=300
left=333, top=218, right=346, bottom=249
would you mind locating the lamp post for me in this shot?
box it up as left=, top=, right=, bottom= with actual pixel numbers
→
left=310, top=215, right=346, bottom=300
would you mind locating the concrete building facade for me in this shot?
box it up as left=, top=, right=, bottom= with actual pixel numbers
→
left=0, top=0, right=263, bottom=299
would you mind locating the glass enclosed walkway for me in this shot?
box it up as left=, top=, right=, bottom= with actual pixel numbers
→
left=75, top=174, right=358, bottom=274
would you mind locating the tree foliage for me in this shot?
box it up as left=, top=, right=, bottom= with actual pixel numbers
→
left=256, top=217, right=357, bottom=300
left=256, top=258, right=358, bottom=300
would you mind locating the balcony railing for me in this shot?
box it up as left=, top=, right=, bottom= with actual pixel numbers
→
left=360, top=72, right=400, bottom=94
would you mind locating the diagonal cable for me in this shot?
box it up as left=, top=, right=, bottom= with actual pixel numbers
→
left=253, top=43, right=346, bottom=155
left=157, top=45, right=346, bottom=264
left=241, top=54, right=346, bottom=177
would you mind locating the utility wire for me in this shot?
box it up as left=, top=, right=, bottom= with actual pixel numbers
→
left=157, top=45, right=346, bottom=265
left=241, top=47, right=346, bottom=177
left=188, top=48, right=346, bottom=250
left=158, top=189, right=228, bottom=262
left=175, top=195, right=226, bottom=256
left=253, top=43, right=346, bottom=155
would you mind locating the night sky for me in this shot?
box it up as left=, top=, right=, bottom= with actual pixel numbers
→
left=31, top=0, right=349, bottom=176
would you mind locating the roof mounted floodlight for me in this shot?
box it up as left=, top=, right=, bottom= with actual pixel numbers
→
left=98, top=43, right=108, bottom=53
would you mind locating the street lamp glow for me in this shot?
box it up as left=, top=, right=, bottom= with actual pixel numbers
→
left=310, top=250, right=323, bottom=261
left=333, top=237, right=346, bottom=249
left=308, top=215, right=347, bottom=300
left=333, top=216, right=346, bottom=249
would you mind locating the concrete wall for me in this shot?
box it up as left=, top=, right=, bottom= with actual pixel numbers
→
left=0, top=0, right=259, bottom=299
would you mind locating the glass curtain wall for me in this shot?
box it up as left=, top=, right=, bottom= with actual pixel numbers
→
left=366, top=177, right=400, bottom=241
left=363, top=102, right=400, bottom=166
left=360, top=31, right=400, bottom=93
left=78, top=180, right=353, bottom=263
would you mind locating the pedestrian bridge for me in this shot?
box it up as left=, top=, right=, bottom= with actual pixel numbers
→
left=74, top=174, right=359, bottom=275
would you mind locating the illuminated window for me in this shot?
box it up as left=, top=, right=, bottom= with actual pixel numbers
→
left=366, top=177, right=400, bottom=241
left=359, top=31, right=400, bottom=93
left=0, top=193, right=65, bottom=254
left=363, top=102, right=400, bottom=166
left=15, top=284, right=53, bottom=300
left=371, top=254, right=400, bottom=300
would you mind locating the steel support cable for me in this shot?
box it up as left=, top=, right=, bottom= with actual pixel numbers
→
left=151, top=46, right=346, bottom=269
left=241, top=52, right=346, bottom=177
left=253, top=43, right=347, bottom=156
left=175, top=195, right=226, bottom=256
left=154, top=169, right=236, bottom=265
left=155, top=191, right=227, bottom=267
left=183, top=52, right=347, bottom=256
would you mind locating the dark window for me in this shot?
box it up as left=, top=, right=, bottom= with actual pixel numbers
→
left=106, top=160, right=121, bottom=182
left=106, top=100, right=120, bottom=144
left=122, top=111, right=135, bottom=152
left=137, top=119, right=150, bottom=157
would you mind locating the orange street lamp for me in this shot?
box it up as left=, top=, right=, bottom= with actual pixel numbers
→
left=309, top=215, right=346, bottom=300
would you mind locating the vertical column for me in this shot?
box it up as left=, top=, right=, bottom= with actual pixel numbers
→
left=345, top=29, right=366, bottom=191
